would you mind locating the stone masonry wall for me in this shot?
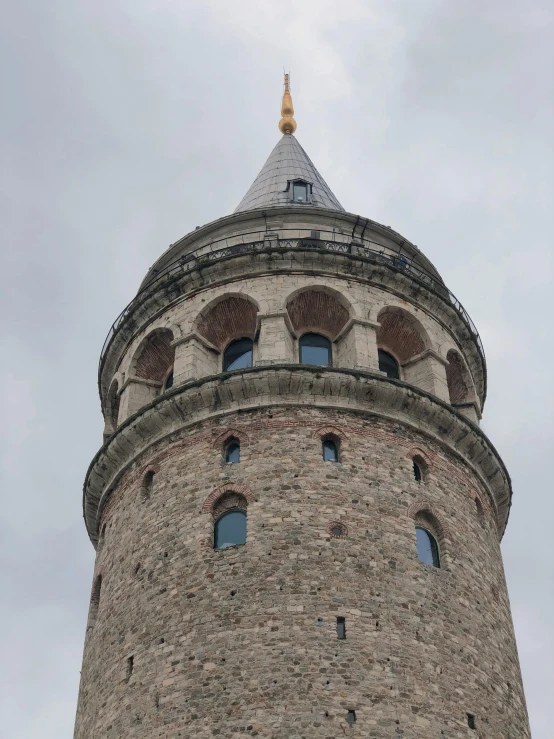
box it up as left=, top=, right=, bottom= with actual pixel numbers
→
left=74, top=406, right=529, bottom=738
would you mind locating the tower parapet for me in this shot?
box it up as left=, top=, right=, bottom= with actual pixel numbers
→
left=75, top=81, right=529, bottom=738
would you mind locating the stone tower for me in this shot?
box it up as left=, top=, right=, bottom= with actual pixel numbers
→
left=74, top=79, right=530, bottom=738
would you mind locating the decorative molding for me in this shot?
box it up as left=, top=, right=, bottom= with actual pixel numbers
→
left=201, top=483, right=256, bottom=514
left=84, top=367, right=509, bottom=546
left=407, top=500, right=450, bottom=540
left=334, top=317, right=380, bottom=343
left=171, top=331, right=219, bottom=353
left=401, top=349, right=449, bottom=369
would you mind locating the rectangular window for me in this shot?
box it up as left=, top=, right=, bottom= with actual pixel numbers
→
left=336, top=616, right=346, bottom=639
left=293, top=183, right=308, bottom=202
left=126, top=655, right=134, bottom=681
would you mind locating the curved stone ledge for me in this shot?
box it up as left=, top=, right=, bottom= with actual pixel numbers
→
left=99, top=246, right=486, bottom=410
left=84, top=366, right=510, bottom=546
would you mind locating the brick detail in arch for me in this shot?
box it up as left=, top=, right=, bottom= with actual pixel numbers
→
left=406, top=446, right=431, bottom=466
left=313, top=425, right=348, bottom=441
left=201, top=483, right=256, bottom=514
left=407, top=500, right=450, bottom=540
left=197, top=296, right=258, bottom=351
left=377, top=307, right=427, bottom=362
left=134, top=329, right=174, bottom=382
left=287, top=289, right=349, bottom=339
left=213, top=428, right=250, bottom=449
left=139, top=463, right=160, bottom=488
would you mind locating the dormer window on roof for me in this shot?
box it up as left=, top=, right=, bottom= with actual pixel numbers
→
left=286, top=178, right=312, bottom=204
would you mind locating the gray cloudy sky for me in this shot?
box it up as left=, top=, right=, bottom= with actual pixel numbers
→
left=1, top=1, right=552, bottom=736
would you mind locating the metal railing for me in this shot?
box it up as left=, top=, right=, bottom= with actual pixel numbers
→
left=99, top=229, right=485, bottom=383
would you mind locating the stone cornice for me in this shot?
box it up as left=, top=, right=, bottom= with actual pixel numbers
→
left=85, top=367, right=510, bottom=548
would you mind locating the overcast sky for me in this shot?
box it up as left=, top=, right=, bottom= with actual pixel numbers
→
left=1, top=1, right=552, bottom=737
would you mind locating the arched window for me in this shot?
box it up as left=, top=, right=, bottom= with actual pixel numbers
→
left=299, top=333, right=331, bottom=366
left=415, top=526, right=440, bottom=568
left=322, top=439, right=339, bottom=462
left=223, top=338, right=253, bottom=372
left=214, top=510, right=247, bottom=550
left=163, top=370, right=174, bottom=391
left=413, top=461, right=422, bottom=482
left=225, top=439, right=240, bottom=464
left=378, top=349, right=400, bottom=379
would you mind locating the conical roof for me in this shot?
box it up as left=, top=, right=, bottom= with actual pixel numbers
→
left=234, top=134, right=344, bottom=213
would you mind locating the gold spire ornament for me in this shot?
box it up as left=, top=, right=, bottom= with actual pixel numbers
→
left=278, top=73, right=297, bottom=135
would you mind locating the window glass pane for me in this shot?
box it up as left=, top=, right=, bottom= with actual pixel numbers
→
left=293, top=183, right=307, bottom=202
left=214, top=510, right=247, bottom=550
left=224, top=338, right=253, bottom=371
left=378, top=349, right=400, bottom=379
left=323, top=440, right=338, bottom=462
left=415, top=526, right=440, bottom=567
left=299, top=333, right=331, bottom=366
left=226, top=442, right=240, bottom=464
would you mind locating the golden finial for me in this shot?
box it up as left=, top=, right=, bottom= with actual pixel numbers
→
left=279, top=73, right=297, bottom=135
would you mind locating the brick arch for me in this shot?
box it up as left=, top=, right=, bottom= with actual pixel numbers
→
left=407, top=500, right=449, bottom=540
left=195, top=294, right=259, bottom=351
left=286, top=286, right=351, bottom=340
left=131, top=328, right=175, bottom=382
left=213, top=428, right=250, bottom=449
left=313, top=425, right=348, bottom=441
left=201, top=483, right=256, bottom=514
left=377, top=307, right=429, bottom=363
left=446, top=349, right=471, bottom=404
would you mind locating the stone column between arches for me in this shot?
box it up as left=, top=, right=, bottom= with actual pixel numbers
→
left=402, top=350, right=450, bottom=404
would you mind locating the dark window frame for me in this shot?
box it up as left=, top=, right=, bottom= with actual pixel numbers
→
left=214, top=508, right=247, bottom=551
left=223, top=338, right=254, bottom=372
left=225, top=439, right=240, bottom=464
left=415, top=525, right=441, bottom=568
left=378, top=349, right=400, bottom=379
left=299, top=332, right=332, bottom=367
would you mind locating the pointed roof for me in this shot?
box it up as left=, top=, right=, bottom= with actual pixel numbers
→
left=234, top=134, right=344, bottom=213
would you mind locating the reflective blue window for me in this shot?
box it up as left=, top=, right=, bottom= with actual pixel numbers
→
left=224, top=338, right=253, bottom=372
left=225, top=441, right=240, bottom=464
left=378, top=349, right=400, bottom=379
left=214, top=510, right=247, bottom=550
left=323, top=439, right=338, bottom=462
left=415, top=526, right=440, bottom=567
left=299, top=333, right=331, bottom=366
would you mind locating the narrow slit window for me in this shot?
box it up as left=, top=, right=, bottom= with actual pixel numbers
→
left=225, top=440, right=240, bottom=464
left=163, top=369, right=174, bottom=391
left=467, top=714, right=476, bottom=730
left=336, top=617, right=346, bottom=640
left=126, top=655, right=134, bottom=681
left=415, top=526, right=440, bottom=568
left=346, top=710, right=356, bottom=725
left=322, top=439, right=338, bottom=462
left=413, top=461, right=422, bottom=482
